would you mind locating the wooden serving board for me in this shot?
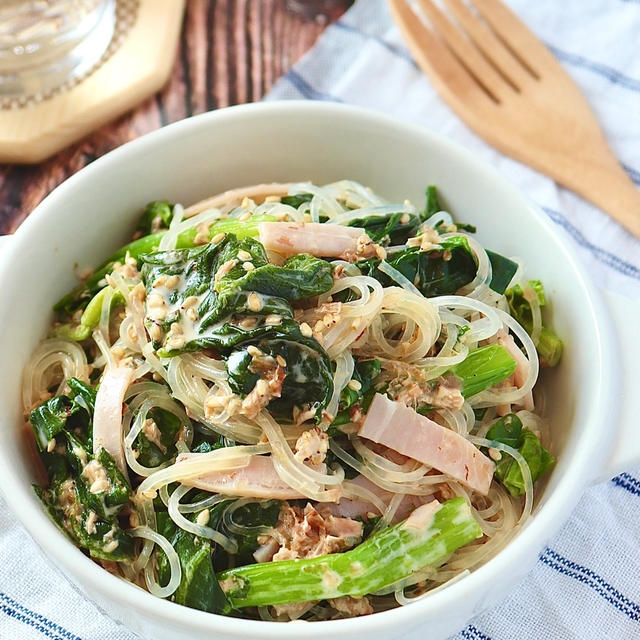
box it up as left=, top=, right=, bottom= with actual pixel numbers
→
left=0, top=0, right=186, bottom=164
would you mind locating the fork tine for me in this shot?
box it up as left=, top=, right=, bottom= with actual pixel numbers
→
left=442, top=0, right=532, bottom=89
left=416, top=0, right=509, bottom=102
left=387, top=0, right=496, bottom=111
left=471, top=0, right=558, bottom=77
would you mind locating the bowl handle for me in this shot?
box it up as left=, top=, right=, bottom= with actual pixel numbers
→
left=596, top=288, right=640, bottom=481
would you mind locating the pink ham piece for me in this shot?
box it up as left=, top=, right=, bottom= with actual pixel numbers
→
left=358, top=394, right=495, bottom=495
left=258, top=221, right=367, bottom=259
left=184, top=183, right=293, bottom=218
left=176, top=453, right=306, bottom=500
left=497, top=330, right=534, bottom=412
left=93, top=366, right=134, bottom=475
left=322, top=474, right=428, bottom=523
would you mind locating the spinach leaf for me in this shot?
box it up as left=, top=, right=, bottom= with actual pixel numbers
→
left=358, top=236, right=477, bottom=297
left=331, top=358, right=381, bottom=429
left=423, top=185, right=441, bottom=220
left=30, top=385, right=134, bottom=561
left=134, top=407, right=184, bottom=468
left=506, top=280, right=563, bottom=367
left=136, top=200, right=174, bottom=236
left=486, top=250, right=519, bottom=295
left=347, top=211, right=420, bottom=246
left=53, top=210, right=277, bottom=317
left=280, top=193, right=313, bottom=208
left=214, top=243, right=334, bottom=301
left=29, top=378, right=95, bottom=451
left=225, top=500, right=281, bottom=566
left=226, top=329, right=334, bottom=421
left=140, top=235, right=333, bottom=355
left=486, top=414, right=555, bottom=497
left=156, top=512, right=231, bottom=613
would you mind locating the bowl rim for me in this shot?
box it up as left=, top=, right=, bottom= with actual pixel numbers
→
left=0, top=100, right=618, bottom=637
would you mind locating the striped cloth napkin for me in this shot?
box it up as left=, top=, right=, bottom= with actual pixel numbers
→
left=2, top=1, right=640, bottom=639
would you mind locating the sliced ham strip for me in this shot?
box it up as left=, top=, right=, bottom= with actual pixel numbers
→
left=323, top=474, right=427, bottom=523
left=358, top=394, right=495, bottom=495
left=176, top=453, right=306, bottom=500
left=93, top=366, right=133, bottom=475
left=497, top=330, right=534, bottom=412
left=184, top=183, right=293, bottom=218
left=258, top=221, right=368, bottom=259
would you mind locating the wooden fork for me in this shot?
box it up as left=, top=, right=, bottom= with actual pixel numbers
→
left=388, top=0, right=640, bottom=237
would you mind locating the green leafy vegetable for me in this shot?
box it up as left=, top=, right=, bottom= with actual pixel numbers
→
left=486, top=414, right=555, bottom=496
left=29, top=378, right=96, bottom=451
left=486, top=249, right=519, bottom=295
left=156, top=512, right=230, bottom=613
left=30, top=384, right=133, bottom=561
left=53, top=207, right=277, bottom=317
left=347, top=211, right=420, bottom=246
left=218, top=498, right=481, bottom=608
left=226, top=328, right=334, bottom=421
left=331, top=358, right=381, bottom=429
left=448, top=344, right=516, bottom=397
left=134, top=408, right=183, bottom=468
left=136, top=200, right=174, bottom=236
left=224, top=500, right=281, bottom=566
left=423, top=185, right=441, bottom=220
left=280, top=193, right=312, bottom=208
left=358, top=236, right=477, bottom=297
left=506, top=280, right=563, bottom=366
left=140, top=235, right=333, bottom=353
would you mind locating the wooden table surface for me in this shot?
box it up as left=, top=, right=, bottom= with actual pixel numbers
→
left=0, top=0, right=351, bottom=235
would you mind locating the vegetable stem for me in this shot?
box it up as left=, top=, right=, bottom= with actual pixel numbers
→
left=217, top=498, right=481, bottom=608
left=449, top=344, right=516, bottom=398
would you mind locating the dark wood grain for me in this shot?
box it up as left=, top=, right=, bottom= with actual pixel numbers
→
left=0, top=0, right=351, bottom=234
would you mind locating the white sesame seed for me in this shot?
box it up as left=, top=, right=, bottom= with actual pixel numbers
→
left=242, top=261, right=255, bottom=272
left=247, top=345, right=263, bottom=357
left=165, top=275, right=180, bottom=289
left=47, top=438, right=56, bottom=453
left=149, top=323, right=163, bottom=342
left=239, top=211, right=252, bottom=222
left=196, top=509, right=210, bottom=526
left=237, top=250, right=252, bottom=261
left=347, top=379, right=362, bottom=391
left=211, top=232, right=226, bottom=244
left=276, top=355, right=287, bottom=367
left=167, top=335, right=185, bottom=350
left=247, top=292, right=263, bottom=312
left=299, top=322, right=312, bottom=338
left=264, top=314, right=282, bottom=326
left=182, top=296, right=199, bottom=309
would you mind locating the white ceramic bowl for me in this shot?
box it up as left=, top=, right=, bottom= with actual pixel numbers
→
left=0, top=102, right=637, bottom=640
